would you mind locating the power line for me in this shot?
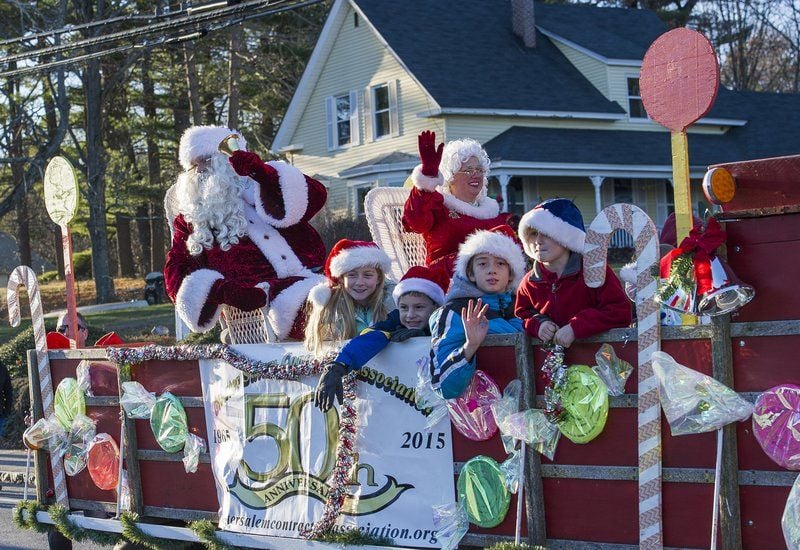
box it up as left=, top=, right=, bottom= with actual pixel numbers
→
left=0, top=0, right=324, bottom=79
left=0, top=3, right=184, bottom=47
left=0, top=0, right=283, bottom=66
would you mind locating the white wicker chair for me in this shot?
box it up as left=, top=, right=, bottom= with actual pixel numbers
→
left=363, top=187, right=426, bottom=282
left=164, top=184, right=276, bottom=344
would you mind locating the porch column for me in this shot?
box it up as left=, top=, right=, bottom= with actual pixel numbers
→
left=589, top=175, right=605, bottom=215
left=497, top=173, right=511, bottom=213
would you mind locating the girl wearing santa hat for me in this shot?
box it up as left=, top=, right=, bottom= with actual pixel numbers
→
left=305, top=239, right=394, bottom=356
left=314, top=265, right=449, bottom=411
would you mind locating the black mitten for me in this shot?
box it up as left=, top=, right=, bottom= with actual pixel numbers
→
left=314, top=362, right=348, bottom=412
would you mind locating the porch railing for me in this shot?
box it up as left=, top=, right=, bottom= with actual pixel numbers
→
left=610, top=228, right=635, bottom=248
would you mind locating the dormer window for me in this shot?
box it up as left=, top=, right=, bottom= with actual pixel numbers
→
left=627, top=77, right=647, bottom=119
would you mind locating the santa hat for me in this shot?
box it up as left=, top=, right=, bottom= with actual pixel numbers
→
left=307, top=240, right=392, bottom=308
left=178, top=125, right=247, bottom=171
left=454, top=225, right=527, bottom=291
left=518, top=198, right=586, bottom=256
left=392, top=266, right=449, bottom=308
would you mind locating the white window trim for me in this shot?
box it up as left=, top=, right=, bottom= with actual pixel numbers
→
left=626, top=74, right=648, bottom=120
left=349, top=180, right=375, bottom=217
left=325, top=91, right=361, bottom=151
left=370, top=83, right=393, bottom=141
left=363, top=80, right=400, bottom=142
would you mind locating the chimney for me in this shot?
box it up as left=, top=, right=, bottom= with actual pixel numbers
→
left=511, top=0, right=536, bottom=48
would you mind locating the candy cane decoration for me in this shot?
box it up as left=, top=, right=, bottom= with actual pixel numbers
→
left=7, top=265, right=69, bottom=506
left=583, top=204, right=661, bottom=549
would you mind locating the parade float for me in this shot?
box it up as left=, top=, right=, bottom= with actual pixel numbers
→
left=9, top=27, right=800, bottom=550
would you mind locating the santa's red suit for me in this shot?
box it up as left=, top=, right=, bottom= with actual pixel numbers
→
left=402, top=165, right=510, bottom=277
left=164, top=126, right=326, bottom=339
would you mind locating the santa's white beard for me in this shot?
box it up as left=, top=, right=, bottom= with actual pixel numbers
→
left=177, top=154, right=249, bottom=255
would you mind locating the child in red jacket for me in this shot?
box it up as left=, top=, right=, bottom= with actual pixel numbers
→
left=515, top=198, right=631, bottom=347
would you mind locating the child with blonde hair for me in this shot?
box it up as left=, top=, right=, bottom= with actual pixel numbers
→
left=305, top=239, right=393, bottom=356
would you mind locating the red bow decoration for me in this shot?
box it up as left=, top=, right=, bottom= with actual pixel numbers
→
left=660, top=218, right=726, bottom=296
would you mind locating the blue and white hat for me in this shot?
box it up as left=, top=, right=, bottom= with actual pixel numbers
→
left=518, top=198, right=586, bottom=257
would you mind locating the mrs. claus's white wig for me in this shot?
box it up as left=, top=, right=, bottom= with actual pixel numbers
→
left=438, top=138, right=491, bottom=199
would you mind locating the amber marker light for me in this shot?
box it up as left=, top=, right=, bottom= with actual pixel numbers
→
left=702, top=167, right=737, bottom=205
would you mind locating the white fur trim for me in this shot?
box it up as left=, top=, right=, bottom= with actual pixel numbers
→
left=253, top=161, right=309, bottom=228
left=179, top=125, right=246, bottom=171
left=454, top=230, right=527, bottom=291
left=518, top=207, right=586, bottom=255
left=392, top=278, right=445, bottom=307
left=267, top=274, right=324, bottom=340
left=620, top=262, right=638, bottom=285
left=329, top=245, right=391, bottom=279
left=441, top=192, right=500, bottom=220
left=411, top=164, right=443, bottom=192
left=308, top=282, right=333, bottom=309
left=175, top=269, right=224, bottom=332
left=243, top=203, right=306, bottom=278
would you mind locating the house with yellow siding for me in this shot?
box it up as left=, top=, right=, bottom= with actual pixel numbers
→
left=273, top=0, right=799, bottom=241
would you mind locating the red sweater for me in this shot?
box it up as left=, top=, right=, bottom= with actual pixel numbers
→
left=402, top=186, right=509, bottom=277
left=515, top=252, right=632, bottom=340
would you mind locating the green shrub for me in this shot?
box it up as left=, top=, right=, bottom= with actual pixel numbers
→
left=0, top=326, right=35, bottom=379
left=315, top=528, right=392, bottom=546
left=183, top=325, right=222, bottom=344
left=39, top=270, right=60, bottom=283
left=73, top=249, right=93, bottom=280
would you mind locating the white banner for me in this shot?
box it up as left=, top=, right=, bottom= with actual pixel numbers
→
left=199, top=338, right=455, bottom=548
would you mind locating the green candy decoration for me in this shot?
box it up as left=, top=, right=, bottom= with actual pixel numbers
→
left=457, top=455, right=510, bottom=528
left=558, top=365, right=609, bottom=444
left=150, top=392, right=188, bottom=453
left=54, top=378, right=85, bottom=429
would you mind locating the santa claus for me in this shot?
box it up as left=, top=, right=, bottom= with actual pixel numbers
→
left=164, top=125, right=326, bottom=340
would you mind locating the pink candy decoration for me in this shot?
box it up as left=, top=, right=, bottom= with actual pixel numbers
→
left=448, top=370, right=501, bottom=441
left=87, top=434, right=120, bottom=490
left=753, top=384, right=800, bottom=470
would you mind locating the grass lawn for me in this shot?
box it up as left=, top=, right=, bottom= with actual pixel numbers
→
left=0, top=303, right=176, bottom=344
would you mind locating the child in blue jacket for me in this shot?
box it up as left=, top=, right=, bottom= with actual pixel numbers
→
left=429, top=226, right=526, bottom=399
left=314, top=265, right=449, bottom=411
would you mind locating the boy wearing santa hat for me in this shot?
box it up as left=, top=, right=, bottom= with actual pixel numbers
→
left=515, top=198, right=631, bottom=347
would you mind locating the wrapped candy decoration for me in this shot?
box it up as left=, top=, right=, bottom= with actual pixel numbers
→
left=447, top=370, right=501, bottom=441
left=54, top=377, right=85, bottom=429
left=414, top=357, right=449, bottom=430
left=491, top=380, right=522, bottom=454
left=432, top=502, right=469, bottom=550
left=500, top=450, right=522, bottom=494
left=652, top=351, right=753, bottom=436
left=593, top=344, right=633, bottom=397
left=87, top=433, right=120, bottom=490
left=557, top=365, right=609, bottom=444
left=76, top=361, right=94, bottom=397
left=120, top=381, right=156, bottom=419
left=457, top=455, right=510, bottom=527
left=498, top=408, right=561, bottom=460
left=63, top=415, right=96, bottom=476
left=119, top=469, right=132, bottom=512
left=23, top=416, right=67, bottom=453
left=753, top=384, right=800, bottom=470
left=150, top=392, right=189, bottom=453
left=183, top=432, right=206, bottom=474
left=782, top=471, right=800, bottom=548
left=124, top=384, right=206, bottom=473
